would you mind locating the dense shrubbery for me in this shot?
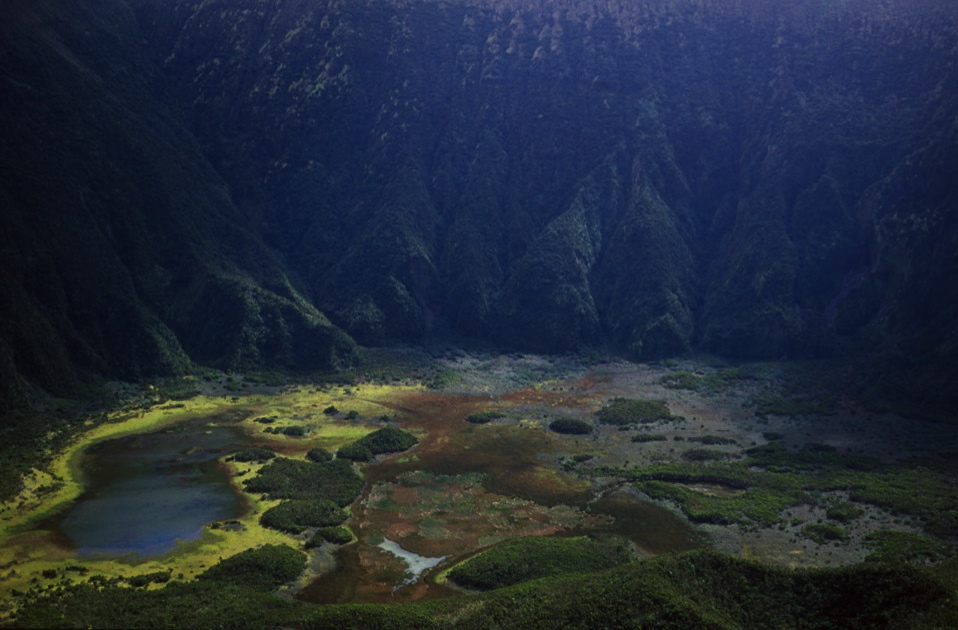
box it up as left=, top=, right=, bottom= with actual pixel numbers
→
left=264, top=425, right=307, bottom=436
left=826, top=502, right=864, bottom=523
left=243, top=457, right=362, bottom=506
left=448, top=536, right=633, bottom=590
left=688, top=435, right=736, bottom=445
left=465, top=410, right=506, bottom=424
left=631, top=433, right=667, bottom=443
left=548, top=418, right=592, bottom=435
left=197, top=545, right=306, bottom=588
left=11, top=549, right=958, bottom=628
left=229, top=447, right=276, bottom=462
left=260, top=499, right=346, bottom=533
left=338, top=427, right=417, bottom=461
left=802, top=522, right=849, bottom=544
left=595, top=398, right=674, bottom=425
left=306, top=447, right=333, bottom=462
left=864, top=530, right=946, bottom=563
left=337, top=441, right=374, bottom=462
left=306, top=525, right=353, bottom=547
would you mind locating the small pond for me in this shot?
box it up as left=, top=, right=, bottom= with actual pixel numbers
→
left=50, top=420, right=250, bottom=557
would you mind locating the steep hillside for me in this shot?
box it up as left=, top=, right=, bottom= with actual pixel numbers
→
left=130, top=0, right=958, bottom=377
left=2, top=0, right=957, bottom=410
left=0, top=0, right=353, bottom=411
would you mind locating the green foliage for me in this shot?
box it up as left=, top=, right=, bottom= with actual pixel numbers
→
left=548, top=417, right=592, bottom=435
left=260, top=499, right=347, bottom=534
left=127, top=571, right=172, bottom=588
left=337, top=441, right=374, bottom=462
left=243, top=457, right=362, bottom=506
left=339, top=426, right=418, bottom=461
left=465, top=410, right=506, bottom=424
left=826, top=501, right=864, bottom=523
left=688, top=435, right=737, bottom=445
left=448, top=536, right=633, bottom=590
left=747, top=394, right=836, bottom=418
left=682, top=448, right=734, bottom=462
left=229, top=447, right=276, bottom=462
left=198, top=545, right=306, bottom=588
left=631, top=433, right=668, bottom=443
left=660, top=371, right=702, bottom=390
left=264, top=425, right=308, bottom=436
left=595, top=398, right=674, bottom=426
left=307, top=525, right=354, bottom=546
left=863, top=530, right=946, bottom=563
left=306, top=447, right=333, bottom=463
left=801, top=522, right=849, bottom=544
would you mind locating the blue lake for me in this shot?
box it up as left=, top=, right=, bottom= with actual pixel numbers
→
left=54, top=419, right=250, bottom=557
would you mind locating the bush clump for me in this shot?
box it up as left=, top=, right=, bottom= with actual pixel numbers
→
left=198, top=545, right=306, bottom=588
left=863, top=530, right=946, bottom=563
left=466, top=410, right=506, bottom=424
left=801, top=522, right=849, bottom=544
left=260, top=500, right=347, bottom=534
left=825, top=502, right=865, bottom=523
left=549, top=418, right=592, bottom=435
left=448, top=536, right=632, bottom=590
left=631, top=433, right=668, bottom=443
left=306, top=526, right=353, bottom=547
left=243, top=457, right=363, bottom=506
left=229, top=447, right=276, bottom=462
left=306, top=447, right=333, bottom=463
left=338, top=427, right=418, bottom=461
left=595, top=398, right=674, bottom=426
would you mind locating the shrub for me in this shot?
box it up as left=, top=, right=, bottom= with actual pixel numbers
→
left=198, top=544, right=306, bottom=588
left=549, top=418, right=592, bottom=435
left=337, top=442, right=373, bottom=462
left=230, top=447, right=276, bottom=462
left=631, top=433, right=668, bottom=443
left=339, top=427, right=417, bottom=461
left=595, top=398, right=674, bottom=426
left=306, top=448, right=333, bottom=463
left=306, top=526, right=353, bottom=547
left=660, top=371, right=701, bottom=390
left=689, top=435, right=736, bottom=446
left=466, top=410, right=506, bottom=424
left=243, top=457, right=363, bottom=506
left=825, top=502, right=864, bottom=523
left=260, top=500, right=347, bottom=534
left=863, top=530, right=946, bottom=563
left=801, top=523, right=849, bottom=544
left=448, top=536, right=632, bottom=590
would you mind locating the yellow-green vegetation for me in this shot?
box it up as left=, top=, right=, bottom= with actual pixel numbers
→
left=446, top=535, right=633, bottom=590
left=0, top=380, right=422, bottom=614
left=595, top=398, right=675, bottom=426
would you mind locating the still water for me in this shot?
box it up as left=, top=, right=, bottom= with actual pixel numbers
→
left=53, top=420, right=249, bottom=557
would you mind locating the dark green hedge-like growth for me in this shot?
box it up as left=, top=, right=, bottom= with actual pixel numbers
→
left=260, top=500, right=347, bottom=534
left=197, top=545, right=306, bottom=588
left=338, top=426, right=418, bottom=461
left=548, top=418, right=593, bottom=435
left=595, top=398, right=674, bottom=425
left=448, top=536, right=633, bottom=590
left=465, top=410, right=506, bottom=424
left=243, top=457, right=363, bottom=506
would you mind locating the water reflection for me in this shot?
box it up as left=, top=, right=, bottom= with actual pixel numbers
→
left=54, top=422, right=248, bottom=557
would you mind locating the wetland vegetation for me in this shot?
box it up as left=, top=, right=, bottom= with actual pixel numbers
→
left=2, top=352, right=957, bottom=627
